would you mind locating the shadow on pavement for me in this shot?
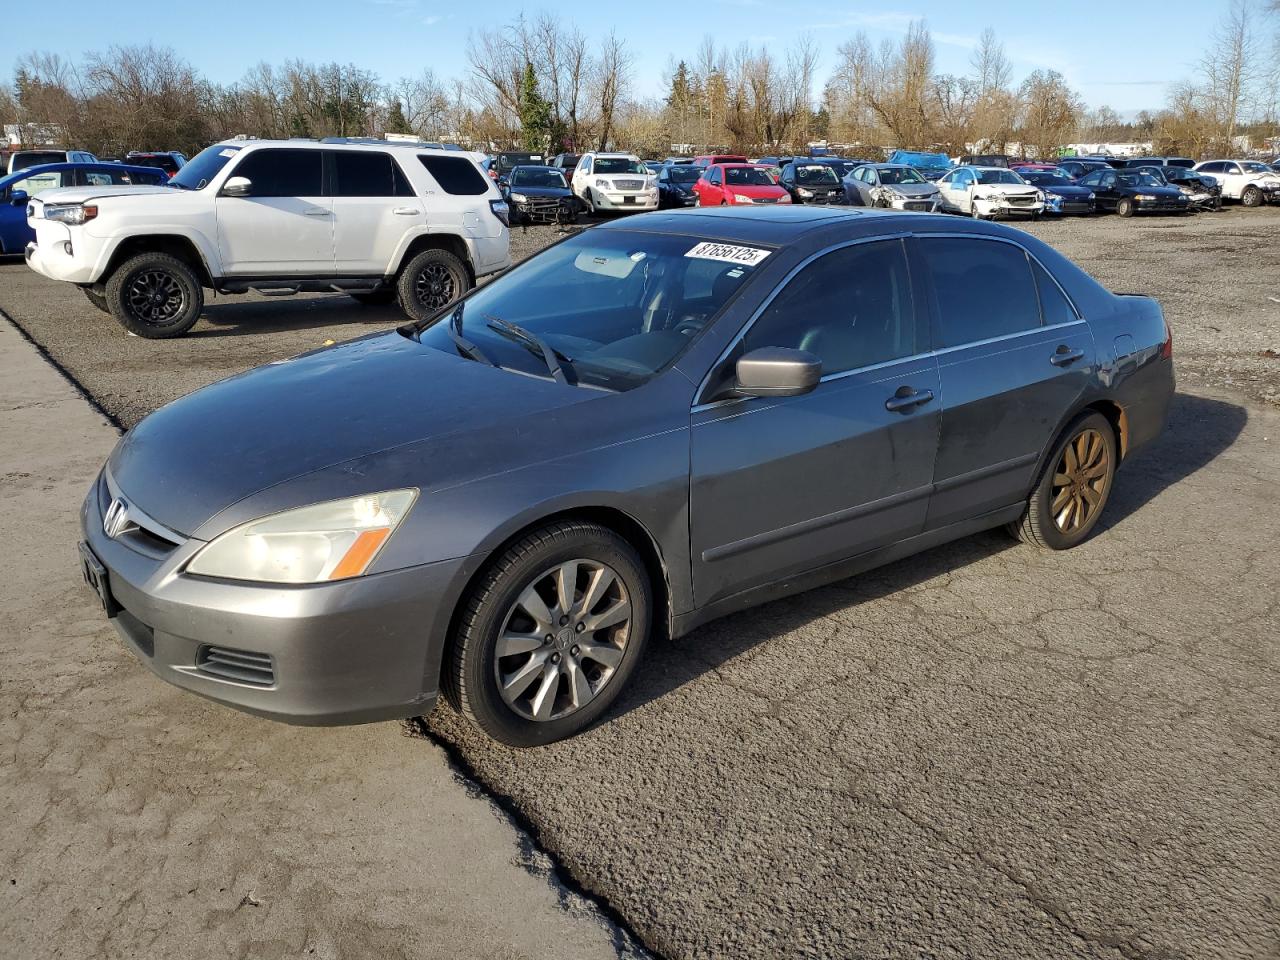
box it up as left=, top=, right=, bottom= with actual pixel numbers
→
left=191, top=295, right=400, bottom=338
left=611, top=390, right=1247, bottom=721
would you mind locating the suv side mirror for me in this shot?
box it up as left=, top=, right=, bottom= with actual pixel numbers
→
left=221, top=176, right=252, bottom=197
left=735, top=347, right=822, bottom=398
left=10, top=189, right=28, bottom=207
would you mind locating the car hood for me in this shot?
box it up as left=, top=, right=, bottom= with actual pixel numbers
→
left=32, top=184, right=175, bottom=204
left=1121, top=185, right=1184, bottom=198
left=107, top=332, right=605, bottom=537
left=1042, top=184, right=1093, bottom=198
left=881, top=183, right=938, bottom=197
left=731, top=184, right=788, bottom=198
left=508, top=186, right=572, bottom=199
left=975, top=183, right=1039, bottom=195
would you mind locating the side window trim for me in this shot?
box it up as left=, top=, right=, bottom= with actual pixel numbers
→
left=692, top=232, right=918, bottom=409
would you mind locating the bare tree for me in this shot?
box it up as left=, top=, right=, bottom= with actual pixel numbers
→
left=594, top=32, right=630, bottom=150
left=1017, top=69, right=1083, bottom=157
left=1201, top=0, right=1260, bottom=149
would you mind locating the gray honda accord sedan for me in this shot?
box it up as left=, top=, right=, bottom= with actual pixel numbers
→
left=79, top=207, right=1174, bottom=746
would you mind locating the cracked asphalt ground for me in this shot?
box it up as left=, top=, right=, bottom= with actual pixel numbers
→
left=2, top=206, right=1278, bottom=959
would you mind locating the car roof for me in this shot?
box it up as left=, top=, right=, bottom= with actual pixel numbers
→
left=509, top=164, right=561, bottom=172
left=218, top=138, right=461, bottom=155
left=591, top=206, right=886, bottom=245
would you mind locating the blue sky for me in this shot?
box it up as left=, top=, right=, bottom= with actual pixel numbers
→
left=1, top=0, right=1211, bottom=115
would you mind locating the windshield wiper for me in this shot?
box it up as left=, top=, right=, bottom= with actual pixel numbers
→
left=484, top=315, right=575, bottom=385
left=443, top=305, right=498, bottom=366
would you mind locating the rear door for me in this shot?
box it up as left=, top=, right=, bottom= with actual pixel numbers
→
left=328, top=150, right=423, bottom=275
left=915, top=235, right=1095, bottom=528
left=689, top=237, right=940, bottom=606
left=214, top=148, right=332, bottom=275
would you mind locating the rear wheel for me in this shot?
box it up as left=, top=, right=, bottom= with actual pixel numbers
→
left=1242, top=185, right=1262, bottom=207
left=104, top=252, right=203, bottom=338
left=1009, top=411, right=1117, bottom=550
left=444, top=520, right=652, bottom=747
left=349, top=289, right=397, bottom=306
left=82, top=287, right=109, bottom=314
left=1116, top=197, right=1135, bottom=217
left=396, top=248, right=471, bottom=322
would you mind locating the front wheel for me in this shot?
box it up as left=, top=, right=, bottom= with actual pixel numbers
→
left=1009, top=411, right=1117, bottom=550
left=970, top=203, right=986, bottom=220
left=104, top=252, right=203, bottom=338
left=1116, top=198, right=1135, bottom=217
left=1242, top=185, right=1262, bottom=207
left=444, top=520, right=652, bottom=747
left=396, top=248, right=471, bottom=322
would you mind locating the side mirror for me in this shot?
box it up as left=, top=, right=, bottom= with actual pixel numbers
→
left=734, top=347, right=822, bottom=398
left=221, top=176, right=252, bottom=197
left=10, top=189, right=29, bottom=207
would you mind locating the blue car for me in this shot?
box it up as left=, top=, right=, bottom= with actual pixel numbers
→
left=0, top=162, right=168, bottom=255
left=1016, top=168, right=1097, bottom=215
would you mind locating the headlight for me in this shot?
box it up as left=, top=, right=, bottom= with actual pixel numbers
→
left=1034, top=190, right=1045, bottom=202
left=594, top=179, right=612, bottom=191
left=510, top=192, right=528, bottom=203
left=1133, top=194, right=1155, bottom=201
left=733, top=193, right=753, bottom=203
left=43, top=203, right=97, bottom=225
left=187, top=489, right=418, bottom=584
left=797, top=187, right=814, bottom=197
left=778, top=194, right=793, bottom=203
left=1088, top=192, right=1096, bottom=200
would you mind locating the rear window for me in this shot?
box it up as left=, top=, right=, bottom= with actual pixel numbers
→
left=418, top=155, right=489, bottom=195
left=12, top=151, right=65, bottom=172
left=333, top=151, right=414, bottom=196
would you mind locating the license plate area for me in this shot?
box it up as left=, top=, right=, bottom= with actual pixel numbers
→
left=623, top=195, right=636, bottom=204
left=78, top=541, right=118, bottom=616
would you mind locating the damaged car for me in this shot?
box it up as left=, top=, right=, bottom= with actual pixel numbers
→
left=1130, top=164, right=1222, bottom=211
left=843, top=163, right=941, bottom=211
left=501, top=165, right=580, bottom=225
left=936, top=166, right=1045, bottom=220
left=1015, top=168, right=1097, bottom=216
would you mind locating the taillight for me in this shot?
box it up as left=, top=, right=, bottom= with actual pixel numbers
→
left=489, top=198, right=511, bottom=227
left=1160, top=319, right=1173, bottom=359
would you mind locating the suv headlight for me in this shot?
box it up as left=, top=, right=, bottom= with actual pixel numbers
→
left=43, top=203, right=98, bottom=225
left=594, top=178, right=612, bottom=191
left=186, top=490, right=418, bottom=584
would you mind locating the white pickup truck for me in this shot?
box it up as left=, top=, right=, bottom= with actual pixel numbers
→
left=25, top=139, right=512, bottom=337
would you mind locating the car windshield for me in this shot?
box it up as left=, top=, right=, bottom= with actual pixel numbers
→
left=511, top=168, right=566, bottom=188
left=795, top=165, right=838, bottom=184
left=666, top=167, right=701, bottom=183
left=417, top=232, right=764, bottom=391
left=595, top=157, right=647, bottom=175
left=1241, top=162, right=1271, bottom=173
left=724, top=167, right=774, bottom=186
left=975, top=169, right=1025, bottom=185
left=170, top=144, right=240, bottom=190
left=1117, top=172, right=1162, bottom=187
left=878, top=167, right=926, bottom=184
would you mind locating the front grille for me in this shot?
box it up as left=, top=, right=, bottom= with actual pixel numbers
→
left=196, top=645, right=276, bottom=687
left=903, top=200, right=932, bottom=210
left=614, top=179, right=644, bottom=191
left=753, top=197, right=779, bottom=204
left=1006, top=195, right=1037, bottom=206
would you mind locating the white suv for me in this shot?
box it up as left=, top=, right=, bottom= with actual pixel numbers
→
left=571, top=152, right=658, bottom=214
left=1191, top=159, right=1280, bottom=206
left=24, top=139, right=512, bottom=338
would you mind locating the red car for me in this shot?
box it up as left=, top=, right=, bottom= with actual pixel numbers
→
left=692, top=154, right=748, bottom=169
left=693, top=163, right=792, bottom=207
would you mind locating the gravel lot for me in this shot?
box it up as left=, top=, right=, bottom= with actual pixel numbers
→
left=2, top=206, right=1278, bottom=960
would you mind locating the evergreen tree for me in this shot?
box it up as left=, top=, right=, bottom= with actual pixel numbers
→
left=518, top=62, right=551, bottom=152
left=386, top=99, right=413, bottom=135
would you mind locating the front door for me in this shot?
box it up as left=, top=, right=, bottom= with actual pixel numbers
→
left=914, top=235, right=1096, bottom=528
left=690, top=237, right=940, bottom=607
left=215, top=148, right=332, bottom=275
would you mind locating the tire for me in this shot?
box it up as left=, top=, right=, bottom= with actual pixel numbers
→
left=1009, top=411, right=1117, bottom=550
left=1242, top=185, right=1262, bottom=207
left=444, top=520, right=652, bottom=747
left=584, top=190, right=596, bottom=215
left=1116, top=198, right=1135, bottom=217
left=349, top=289, right=397, bottom=306
left=81, top=287, right=109, bottom=314
left=970, top=203, right=986, bottom=220
left=396, top=247, right=471, bottom=323
left=103, top=251, right=203, bottom=338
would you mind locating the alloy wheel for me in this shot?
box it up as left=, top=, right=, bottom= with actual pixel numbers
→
left=126, top=269, right=186, bottom=326
left=413, top=262, right=457, bottom=311
left=1050, top=428, right=1110, bottom=534
left=494, top=559, right=632, bottom=722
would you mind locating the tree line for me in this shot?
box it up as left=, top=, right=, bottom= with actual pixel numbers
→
left=1, top=2, right=1277, bottom=160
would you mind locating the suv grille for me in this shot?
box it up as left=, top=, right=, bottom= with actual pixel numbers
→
left=196, top=645, right=276, bottom=686
left=614, top=179, right=644, bottom=191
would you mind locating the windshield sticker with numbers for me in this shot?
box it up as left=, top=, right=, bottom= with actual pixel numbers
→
left=684, top=242, right=771, bottom=266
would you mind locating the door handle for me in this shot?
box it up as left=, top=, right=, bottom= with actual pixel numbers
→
left=392, top=207, right=421, bottom=216
left=303, top=207, right=330, bottom=217
left=884, top=387, right=935, bottom=412
left=1050, top=347, right=1086, bottom=367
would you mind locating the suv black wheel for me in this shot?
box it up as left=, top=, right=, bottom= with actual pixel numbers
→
left=104, top=252, right=203, bottom=338
left=349, top=290, right=397, bottom=306
left=81, top=287, right=109, bottom=314
left=1009, top=411, right=1117, bottom=550
left=444, top=520, right=652, bottom=747
left=397, top=248, right=471, bottom=322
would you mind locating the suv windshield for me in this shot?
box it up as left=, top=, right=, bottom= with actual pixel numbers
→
left=170, top=144, right=240, bottom=190
left=795, top=165, right=838, bottom=185
left=975, top=170, right=1025, bottom=185
left=417, top=232, right=764, bottom=391
left=879, top=167, right=926, bottom=185
left=724, top=167, right=774, bottom=186
left=595, top=157, right=647, bottom=175
left=511, top=168, right=567, bottom=188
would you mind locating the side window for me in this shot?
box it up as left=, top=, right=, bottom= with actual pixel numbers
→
left=709, top=168, right=722, bottom=186
left=332, top=151, right=414, bottom=197
left=921, top=238, right=1042, bottom=347
left=1030, top=258, right=1078, bottom=326
left=83, top=171, right=113, bottom=187
left=229, top=149, right=322, bottom=196
left=742, top=239, right=918, bottom=376
left=417, top=155, right=488, bottom=195
left=15, top=170, right=68, bottom=197
left=1079, top=172, right=1099, bottom=187
left=579, top=157, right=592, bottom=175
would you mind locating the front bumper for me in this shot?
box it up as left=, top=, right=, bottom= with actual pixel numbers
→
left=1042, top=195, right=1095, bottom=216
left=793, top=192, right=843, bottom=205
left=974, top=196, right=1045, bottom=218
left=26, top=235, right=97, bottom=284
left=590, top=189, right=658, bottom=212
left=80, top=473, right=471, bottom=725
left=884, top=194, right=941, bottom=212
left=1133, top=198, right=1189, bottom=213
left=511, top=196, right=580, bottom=223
